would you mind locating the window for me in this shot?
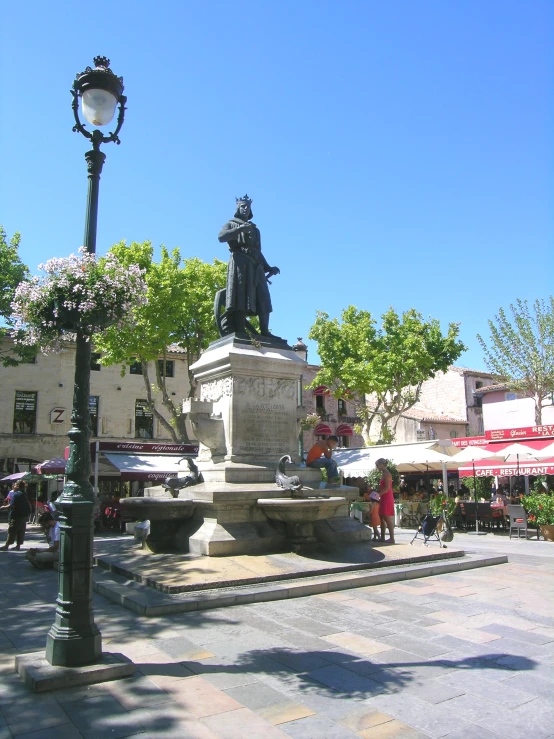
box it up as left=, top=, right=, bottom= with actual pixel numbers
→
left=340, top=435, right=349, bottom=448
left=135, top=399, right=153, bottom=438
left=316, top=395, right=325, bottom=414
left=91, top=353, right=102, bottom=371
left=505, top=392, right=517, bottom=401
left=20, top=353, right=36, bottom=364
left=158, top=360, right=174, bottom=378
left=338, top=399, right=346, bottom=416
left=475, top=381, right=483, bottom=390
left=450, top=430, right=458, bottom=438
left=89, top=396, right=99, bottom=436
left=13, top=391, right=37, bottom=434
left=315, top=434, right=327, bottom=442
left=129, top=359, right=143, bottom=375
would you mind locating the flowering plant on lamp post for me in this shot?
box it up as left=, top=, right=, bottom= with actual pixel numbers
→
left=10, top=247, right=147, bottom=351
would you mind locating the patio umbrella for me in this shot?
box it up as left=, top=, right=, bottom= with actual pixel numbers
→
left=496, top=442, right=545, bottom=492
left=527, top=441, right=554, bottom=459
left=0, top=471, right=28, bottom=482
left=34, top=457, right=66, bottom=475
left=451, top=446, right=504, bottom=535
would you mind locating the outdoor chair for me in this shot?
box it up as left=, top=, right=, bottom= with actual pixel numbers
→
left=400, top=505, right=419, bottom=528
left=462, top=502, right=477, bottom=529
left=451, top=504, right=465, bottom=530
left=507, top=504, right=528, bottom=539
left=477, top=502, right=494, bottom=530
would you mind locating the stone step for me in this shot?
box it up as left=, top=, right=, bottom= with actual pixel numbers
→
left=93, top=552, right=507, bottom=617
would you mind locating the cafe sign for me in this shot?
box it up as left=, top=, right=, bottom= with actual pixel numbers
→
left=485, top=425, right=554, bottom=441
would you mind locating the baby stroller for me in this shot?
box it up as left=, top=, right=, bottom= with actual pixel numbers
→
left=410, top=511, right=452, bottom=548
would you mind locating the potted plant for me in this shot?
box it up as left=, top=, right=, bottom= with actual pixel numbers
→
left=523, top=493, right=554, bottom=541
left=299, top=413, right=320, bottom=432
left=11, top=247, right=147, bottom=350
left=429, top=495, right=456, bottom=519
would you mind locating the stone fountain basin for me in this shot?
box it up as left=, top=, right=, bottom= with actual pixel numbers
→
left=121, top=498, right=195, bottom=522
left=257, top=497, right=345, bottom=523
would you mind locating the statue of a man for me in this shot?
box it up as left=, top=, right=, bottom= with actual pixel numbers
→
left=217, top=195, right=280, bottom=336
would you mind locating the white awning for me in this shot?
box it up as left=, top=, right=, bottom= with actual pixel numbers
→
left=335, top=440, right=459, bottom=476
left=103, top=453, right=191, bottom=482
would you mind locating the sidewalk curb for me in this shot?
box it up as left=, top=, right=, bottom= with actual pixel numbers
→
left=93, top=553, right=507, bottom=617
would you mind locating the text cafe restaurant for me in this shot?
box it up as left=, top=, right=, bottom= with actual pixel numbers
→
left=453, top=425, right=554, bottom=492
left=66, top=441, right=199, bottom=497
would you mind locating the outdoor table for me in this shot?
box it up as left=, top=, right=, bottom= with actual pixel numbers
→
left=490, top=502, right=508, bottom=527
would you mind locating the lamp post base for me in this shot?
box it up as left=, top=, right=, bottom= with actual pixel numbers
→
left=16, top=651, right=133, bottom=693
left=45, top=495, right=102, bottom=667
left=46, top=626, right=101, bottom=668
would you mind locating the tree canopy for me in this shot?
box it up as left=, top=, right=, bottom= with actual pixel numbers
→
left=308, top=305, right=466, bottom=442
left=94, top=241, right=226, bottom=442
left=0, top=226, right=34, bottom=367
left=477, top=297, right=554, bottom=425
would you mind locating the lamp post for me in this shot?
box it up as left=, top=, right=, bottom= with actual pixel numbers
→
left=45, top=57, right=126, bottom=667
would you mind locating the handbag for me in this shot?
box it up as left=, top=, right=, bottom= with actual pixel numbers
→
left=440, top=517, right=454, bottom=543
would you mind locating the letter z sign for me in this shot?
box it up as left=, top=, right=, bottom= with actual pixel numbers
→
left=50, top=408, right=66, bottom=424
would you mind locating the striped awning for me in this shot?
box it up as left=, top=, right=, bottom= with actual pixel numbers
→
left=313, top=386, right=331, bottom=396
left=313, top=423, right=333, bottom=435
left=336, top=424, right=353, bottom=436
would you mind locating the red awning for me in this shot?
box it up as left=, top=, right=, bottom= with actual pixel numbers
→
left=313, top=423, right=333, bottom=435
left=459, top=459, right=554, bottom=477
left=485, top=439, right=554, bottom=452
left=313, top=386, right=330, bottom=396
left=336, top=424, right=353, bottom=436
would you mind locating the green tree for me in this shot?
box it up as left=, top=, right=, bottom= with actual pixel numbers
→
left=308, top=306, right=466, bottom=443
left=365, top=461, right=400, bottom=490
left=0, top=226, right=35, bottom=366
left=94, top=241, right=226, bottom=443
left=477, top=298, right=554, bottom=425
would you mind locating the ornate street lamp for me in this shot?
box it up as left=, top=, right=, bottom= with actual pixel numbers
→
left=45, top=57, right=126, bottom=667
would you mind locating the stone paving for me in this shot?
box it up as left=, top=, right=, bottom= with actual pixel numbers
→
left=0, top=523, right=553, bottom=738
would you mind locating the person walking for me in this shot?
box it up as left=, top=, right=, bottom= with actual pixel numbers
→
left=375, top=458, right=395, bottom=544
left=0, top=481, right=31, bottom=551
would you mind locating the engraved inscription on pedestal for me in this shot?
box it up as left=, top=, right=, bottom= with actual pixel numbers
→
left=232, top=376, right=297, bottom=459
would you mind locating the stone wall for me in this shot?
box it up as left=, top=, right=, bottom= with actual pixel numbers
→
left=0, top=340, right=191, bottom=469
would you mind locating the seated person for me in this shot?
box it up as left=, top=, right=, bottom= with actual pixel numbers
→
left=306, top=435, right=340, bottom=484
left=25, top=512, right=60, bottom=569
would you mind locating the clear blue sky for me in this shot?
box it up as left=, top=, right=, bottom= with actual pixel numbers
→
left=1, top=0, right=552, bottom=369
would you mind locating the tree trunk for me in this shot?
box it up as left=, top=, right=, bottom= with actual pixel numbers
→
left=154, top=360, right=191, bottom=443
left=140, top=361, right=180, bottom=443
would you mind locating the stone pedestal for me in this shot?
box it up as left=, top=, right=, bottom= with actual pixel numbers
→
left=133, top=333, right=371, bottom=557
left=188, top=333, right=304, bottom=466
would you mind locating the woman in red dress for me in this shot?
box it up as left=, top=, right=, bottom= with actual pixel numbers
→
left=376, top=458, right=395, bottom=544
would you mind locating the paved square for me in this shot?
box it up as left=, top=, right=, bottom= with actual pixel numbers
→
left=0, top=524, right=552, bottom=738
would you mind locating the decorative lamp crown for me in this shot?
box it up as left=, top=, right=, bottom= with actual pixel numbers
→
left=73, top=56, right=125, bottom=129
left=71, top=56, right=127, bottom=144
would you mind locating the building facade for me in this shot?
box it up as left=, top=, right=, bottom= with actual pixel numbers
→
left=476, top=383, right=554, bottom=432
left=0, top=340, right=191, bottom=478
left=297, top=361, right=494, bottom=448
left=369, top=366, right=494, bottom=444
